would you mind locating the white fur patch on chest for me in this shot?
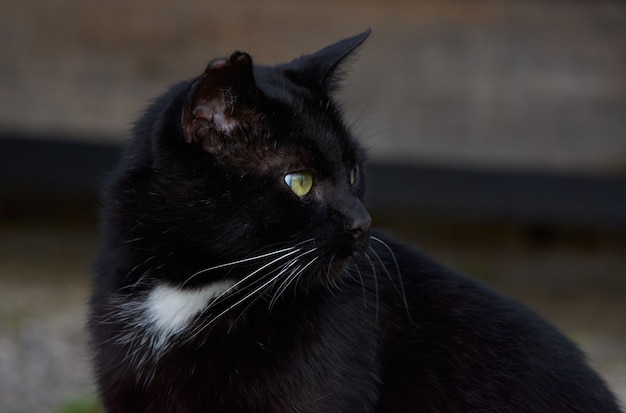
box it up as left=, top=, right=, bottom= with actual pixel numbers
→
left=144, top=280, right=236, bottom=338
left=112, top=280, right=236, bottom=373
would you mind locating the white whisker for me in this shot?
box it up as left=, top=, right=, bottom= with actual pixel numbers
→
left=200, top=248, right=304, bottom=308
left=206, top=269, right=286, bottom=326
left=368, top=246, right=399, bottom=296
left=183, top=246, right=298, bottom=287
left=364, top=252, right=380, bottom=321
left=126, top=255, right=157, bottom=278
left=184, top=244, right=317, bottom=342
left=268, top=261, right=302, bottom=310
left=229, top=265, right=300, bottom=330
left=370, top=236, right=411, bottom=321
left=208, top=248, right=318, bottom=327
left=351, top=262, right=368, bottom=308
left=269, top=254, right=319, bottom=310
left=185, top=266, right=287, bottom=342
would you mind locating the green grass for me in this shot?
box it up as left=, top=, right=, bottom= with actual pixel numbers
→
left=57, top=396, right=103, bottom=413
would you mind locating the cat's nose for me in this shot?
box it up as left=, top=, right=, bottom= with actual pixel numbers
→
left=328, top=192, right=371, bottom=245
left=346, top=210, right=372, bottom=243
left=348, top=213, right=371, bottom=236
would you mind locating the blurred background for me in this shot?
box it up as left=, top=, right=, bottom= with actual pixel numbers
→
left=1, top=0, right=625, bottom=411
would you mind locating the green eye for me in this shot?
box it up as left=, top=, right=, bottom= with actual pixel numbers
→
left=284, top=172, right=313, bottom=197
left=349, top=166, right=358, bottom=185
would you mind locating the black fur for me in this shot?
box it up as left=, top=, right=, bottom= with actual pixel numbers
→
left=89, top=31, right=622, bottom=412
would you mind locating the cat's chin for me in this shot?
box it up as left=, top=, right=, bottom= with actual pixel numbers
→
left=317, top=241, right=369, bottom=283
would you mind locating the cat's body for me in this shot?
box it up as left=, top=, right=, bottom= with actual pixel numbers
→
left=89, top=31, right=621, bottom=412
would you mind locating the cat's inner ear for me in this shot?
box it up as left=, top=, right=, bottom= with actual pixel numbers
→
left=182, top=52, right=259, bottom=143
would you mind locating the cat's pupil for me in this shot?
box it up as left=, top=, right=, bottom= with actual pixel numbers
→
left=284, top=172, right=313, bottom=197
left=349, top=166, right=358, bottom=185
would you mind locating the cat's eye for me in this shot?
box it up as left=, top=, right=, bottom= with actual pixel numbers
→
left=349, top=166, right=358, bottom=185
left=284, top=172, right=313, bottom=197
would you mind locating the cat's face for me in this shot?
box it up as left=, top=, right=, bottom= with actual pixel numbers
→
left=122, top=32, right=371, bottom=293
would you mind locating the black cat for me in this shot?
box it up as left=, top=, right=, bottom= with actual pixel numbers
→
left=89, top=30, right=622, bottom=412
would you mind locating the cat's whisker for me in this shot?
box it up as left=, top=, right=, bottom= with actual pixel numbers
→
left=186, top=247, right=319, bottom=341
left=269, top=253, right=319, bottom=310
left=367, top=246, right=401, bottom=298
left=207, top=248, right=318, bottom=327
left=350, top=262, right=368, bottom=308
left=184, top=239, right=315, bottom=287
left=118, top=256, right=161, bottom=293
left=206, top=267, right=288, bottom=328
left=267, top=261, right=302, bottom=310
left=364, top=252, right=380, bottom=322
left=183, top=246, right=300, bottom=287
left=370, top=236, right=410, bottom=321
left=126, top=270, right=154, bottom=292
left=240, top=246, right=317, bottom=309
left=326, top=254, right=336, bottom=279
left=347, top=90, right=383, bottom=135
left=245, top=247, right=317, bottom=312
left=201, top=247, right=305, bottom=310
left=370, top=236, right=402, bottom=278
left=230, top=266, right=298, bottom=329
left=185, top=270, right=278, bottom=342
left=126, top=255, right=157, bottom=279
left=323, top=254, right=344, bottom=294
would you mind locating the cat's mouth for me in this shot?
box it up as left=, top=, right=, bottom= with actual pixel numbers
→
left=324, top=227, right=371, bottom=257
left=313, top=231, right=371, bottom=280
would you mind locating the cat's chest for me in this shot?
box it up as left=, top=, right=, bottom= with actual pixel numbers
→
left=119, top=281, right=380, bottom=412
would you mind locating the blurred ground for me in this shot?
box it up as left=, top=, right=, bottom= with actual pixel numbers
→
left=1, top=0, right=625, bottom=412
left=0, top=225, right=96, bottom=412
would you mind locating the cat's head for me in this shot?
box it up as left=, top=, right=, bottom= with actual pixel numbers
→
left=112, top=31, right=372, bottom=293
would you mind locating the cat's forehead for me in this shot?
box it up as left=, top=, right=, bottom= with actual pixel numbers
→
left=253, top=65, right=356, bottom=153
left=260, top=110, right=354, bottom=179
left=254, top=65, right=320, bottom=113
left=264, top=102, right=356, bottom=178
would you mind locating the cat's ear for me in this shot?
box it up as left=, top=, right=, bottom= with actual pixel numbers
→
left=182, top=51, right=259, bottom=143
left=285, top=29, right=371, bottom=92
